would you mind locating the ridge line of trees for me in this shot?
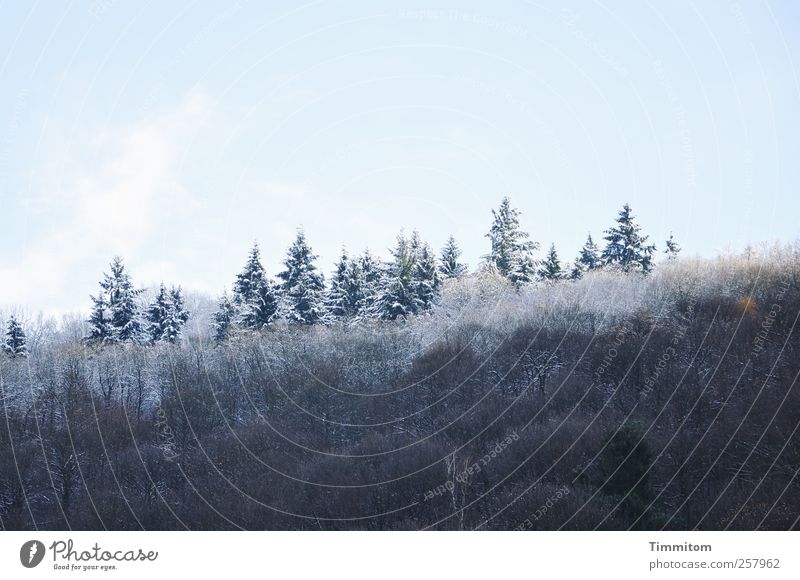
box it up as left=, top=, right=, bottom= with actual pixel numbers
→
left=1, top=199, right=677, bottom=356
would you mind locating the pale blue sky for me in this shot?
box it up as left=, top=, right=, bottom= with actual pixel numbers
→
left=1, top=1, right=798, bottom=315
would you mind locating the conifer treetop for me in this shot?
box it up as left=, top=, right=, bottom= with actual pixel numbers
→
left=439, top=234, right=467, bottom=278
left=278, top=229, right=329, bottom=325
left=539, top=243, right=564, bottom=281
left=3, top=315, right=28, bottom=358
left=485, top=196, right=538, bottom=286
left=87, top=256, right=144, bottom=343
left=601, top=203, right=656, bottom=274
left=665, top=232, right=681, bottom=260
left=570, top=233, right=601, bottom=279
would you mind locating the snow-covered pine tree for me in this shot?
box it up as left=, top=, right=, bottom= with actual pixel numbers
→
left=3, top=316, right=27, bottom=358
left=88, top=257, right=144, bottom=343
left=278, top=230, right=329, bottom=325
left=327, top=248, right=350, bottom=319
left=414, top=241, right=441, bottom=311
left=570, top=233, right=601, bottom=279
left=409, top=229, right=422, bottom=256
left=162, top=286, right=190, bottom=343
left=110, top=257, right=144, bottom=341
left=327, top=248, right=365, bottom=321
left=665, top=233, right=681, bottom=260
left=86, top=292, right=112, bottom=342
left=233, top=243, right=279, bottom=329
left=248, top=278, right=281, bottom=328
left=213, top=292, right=237, bottom=342
left=601, top=204, right=656, bottom=274
left=373, top=231, right=421, bottom=320
left=146, top=283, right=189, bottom=343
left=234, top=243, right=266, bottom=303
left=146, top=284, right=171, bottom=343
left=539, top=243, right=564, bottom=281
left=484, top=196, right=538, bottom=286
left=439, top=235, right=467, bottom=278
left=355, top=248, right=382, bottom=318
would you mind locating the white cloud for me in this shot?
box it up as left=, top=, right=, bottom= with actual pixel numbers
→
left=0, top=91, right=213, bottom=313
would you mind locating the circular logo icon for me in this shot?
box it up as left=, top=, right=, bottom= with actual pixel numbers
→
left=20, top=540, right=46, bottom=568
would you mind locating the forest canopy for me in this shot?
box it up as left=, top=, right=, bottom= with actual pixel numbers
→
left=1, top=199, right=798, bottom=531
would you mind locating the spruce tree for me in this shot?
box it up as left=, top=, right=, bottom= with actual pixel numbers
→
left=356, top=249, right=382, bottom=318
left=414, top=241, right=441, bottom=311
left=570, top=233, right=601, bottom=279
left=109, top=257, right=144, bottom=341
left=146, top=284, right=171, bottom=343
left=278, top=230, right=329, bottom=325
left=213, top=292, right=237, bottom=342
left=146, top=284, right=189, bottom=343
left=87, top=293, right=112, bottom=342
left=439, top=235, right=467, bottom=278
left=162, top=286, right=190, bottom=343
left=597, top=421, right=659, bottom=528
left=87, top=257, right=143, bottom=343
left=327, top=248, right=365, bottom=321
left=234, top=243, right=266, bottom=304
left=3, top=316, right=27, bottom=358
left=373, top=232, right=421, bottom=320
left=233, top=243, right=279, bottom=329
left=409, top=229, right=422, bottom=256
left=539, top=243, right=563, bottom=281
left=664, top=233, right=681, bottom=260
left=250, top=279, right=280, bottom=327
left=485, top=196, right=538, bottom=286
left=601, top=204, right=656, bottom=274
